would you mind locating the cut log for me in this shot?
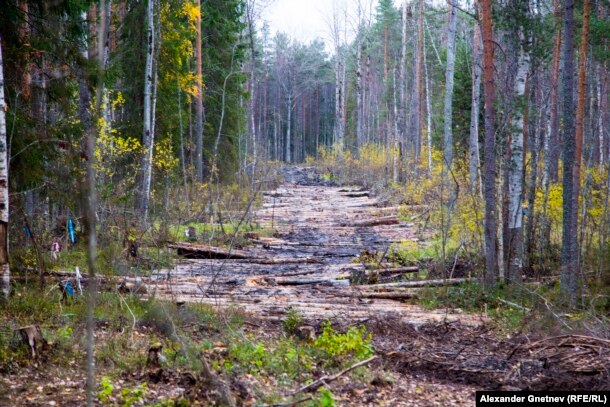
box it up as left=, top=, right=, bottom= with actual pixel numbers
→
left=358, top=291, right=419, bottom=300
left=168, top=242, right=251, bottom=259
left=366, top=277, right=474, bottom=289
left=342, top=216, right=399, bottom=227
left=273, top=277, right=350, bottom=286
left=246, top=257, right=322, bottom=265
left=343, top=192, right=370, bottom=198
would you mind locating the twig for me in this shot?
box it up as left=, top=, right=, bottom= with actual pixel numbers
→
left=498, top=298, right=531, bottom=312
left=292, top=356, right=378, bottom=395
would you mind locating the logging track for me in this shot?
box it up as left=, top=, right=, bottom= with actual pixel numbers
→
left=148, top=167, right=483, bottom=326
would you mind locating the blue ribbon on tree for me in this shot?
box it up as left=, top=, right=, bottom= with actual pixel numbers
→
left=68, top=215, right=76, bottom=244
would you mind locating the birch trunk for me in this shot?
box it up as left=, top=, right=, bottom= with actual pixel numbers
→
left=0, top=36, right=10, bottom=301
left=547, top=0, right=562, bottom=182
left=356, top=39, right=364, bottom=149
left=286, top=93, right=292, bottom=162
left=469, top=23, right=483, bottom=194
left=443, top=2, right=457, bottom=172
left=140, top=0, right=155, bottom=223
left=194, top=0, right=205, bottom=182
left=246, top=0, right=257, bottom=180
left=334, top=56, right=344, bottom=149
left=507, top=30, right=530, bottom=283
left=412, top=0, right=424, bottom=162
left=399, top=1, right=408, bottom=155
left=423, top=18, right=432, bottom=174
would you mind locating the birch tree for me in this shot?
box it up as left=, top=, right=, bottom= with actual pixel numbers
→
left=443, top=1, right=458, bottom=173
left=469, top=22, right=483, bottom=194
left=507, top=21, right=530, bottom=283
left=0, top=35, right=9, bottom=301
left=140, top=0, right=155, bottom=223
left=195, top=0, right=205, bottom=181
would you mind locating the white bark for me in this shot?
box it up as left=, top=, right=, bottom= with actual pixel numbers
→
left=356, top=39, right=364, bottom=148
left=443, top=2, right=457, bottom=170
left=423, top=22, right=432, bottom=175
left=140, top=0, right=155, bottom=223
left=469, top=23, right=483, bottom=194
left=0, top=36, right=10, bottom=300
left=399, top=0, right=408, bottom=153
left=507, top=30, right=530, bottom=278
left=286, top=93, right=292, bottom=162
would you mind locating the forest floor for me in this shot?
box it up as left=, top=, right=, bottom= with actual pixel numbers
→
left=1, top=166, right=608, bottom=406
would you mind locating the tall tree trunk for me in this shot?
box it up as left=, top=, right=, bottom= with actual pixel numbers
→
left=85, top=3, right=108, bottom=404
left=525, top=79, right=541, bottom=271
left=443, top=2, right=457, bottom=173
left=178, top=85, right=189, bottom=211
left=334, top=57, right=344, bottom=148
left=480, top=0, right=499, bottom=288
left=548, top=0, right=562, bottom=181
left=560, top=0, right=577, bottom=306
left=0, top=36, right=9, bottom=301
left=423, top=18, right=432, bottom=174
left=564, top=0, right=590, bottom=305
left=140, top=0, right=155, bottom=224
left=469, top=23, right=483, bottom=194
left=356, top=37, right=364, bottom=149
left=411, top=0, right=424, bottom=162
left=286, top=93, right=292, bottom=162
left=194, top=0, right=205, bottom=182
left=399, top=1, right=408, bottom=156
left=246, top=0, right=257, bottom=181
left=507, top=28, right=530, bottom=283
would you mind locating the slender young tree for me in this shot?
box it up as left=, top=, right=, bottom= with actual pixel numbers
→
left=469, top=22, right=483, bottom=194
left=140, top=0, right=155, bottom=223
left=85, top=4, right=108, bottom=404
left=560, top=0, right=577, bottom=305
left=195, top=0, right=205, bottom=181
left=443, top=0, right=458, bottom=173
left=0, top=35, right=9, bottom=301
left=480, top=0, right=499, bottom=288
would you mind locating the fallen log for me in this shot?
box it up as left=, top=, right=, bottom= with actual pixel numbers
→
left=343, top=192, right=369, bottom=198
left=365, top=277, right=474, bottom=289
left=341, top=216, right=399, bottom=227
left=168, top=242, right=251, bottom=260
left=368, top=266, right=419, bottom=275
left=358, top=291, right=419, bottom=300
left=273, top=277, right=350, bottom=286
left=246, top=257, right=322, bottom=265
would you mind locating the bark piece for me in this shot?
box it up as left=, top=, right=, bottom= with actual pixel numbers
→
left=342, top=216, right=399, bottom=227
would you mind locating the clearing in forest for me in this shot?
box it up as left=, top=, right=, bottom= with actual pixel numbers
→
left=148, top=166, right=482, bottom=326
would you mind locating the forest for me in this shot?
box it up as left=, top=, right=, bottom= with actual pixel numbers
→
left=0, top=0, right=609, bottom=405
